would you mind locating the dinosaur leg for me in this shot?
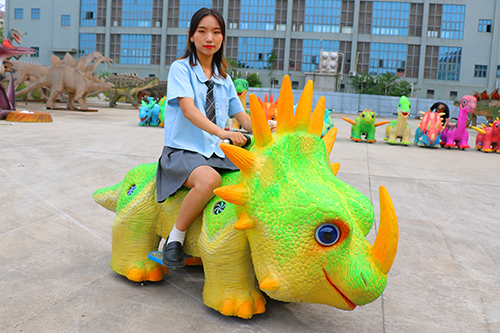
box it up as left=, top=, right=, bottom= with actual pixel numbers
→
left=351, top=127, right=362, bottom=142
left=110, top=179, right=168, bottom=282
left=126, top=89, right=140, bottom=106
left=200, top=225, right=266, bottom=319
left=458, top=132, right=470, bottom=149
left=46, top=88, right=61, bottom=110
left=401, top=128, right=412, bottom=145
left=74, top=91, right=89, bottom=110
left=109, top=90, right=118, bottom=107
left=66, top=92, right=77, bottom=110
left=365, top=130, right=376, bottom=143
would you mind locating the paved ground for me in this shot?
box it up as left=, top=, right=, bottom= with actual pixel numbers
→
left=1, top=99, right=499, bottom=333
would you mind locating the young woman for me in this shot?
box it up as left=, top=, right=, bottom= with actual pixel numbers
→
left=156, top=8, right=252, bottom=267
left=429, top=101, right=450, bottom=128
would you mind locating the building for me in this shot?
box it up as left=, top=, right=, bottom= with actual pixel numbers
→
left=4, top=0, right=500, bottom=99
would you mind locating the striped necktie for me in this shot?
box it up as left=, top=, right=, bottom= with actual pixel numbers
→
left=205, top=80, right=216, bottom=123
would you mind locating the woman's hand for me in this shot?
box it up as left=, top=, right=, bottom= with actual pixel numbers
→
left=219, top=130, right=248, bottom=146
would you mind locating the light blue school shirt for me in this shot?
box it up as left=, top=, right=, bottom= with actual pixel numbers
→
left=164, top=57, right=244, bottom=158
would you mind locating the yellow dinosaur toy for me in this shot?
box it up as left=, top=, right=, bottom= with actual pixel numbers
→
left=93, top=76, right=399, bottom=319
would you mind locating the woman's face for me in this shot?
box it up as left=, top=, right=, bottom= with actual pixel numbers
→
left=438, top=105, right=445, bottom=112
left=192, top=15, right=224, bottom=60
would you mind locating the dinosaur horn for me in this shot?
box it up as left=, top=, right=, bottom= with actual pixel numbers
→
left=276, top=75, right=295, bottom=133
left=295, top=80, right=314, bottom=131
left=471, top=126, right=486, bottom=135
left=249, top=94, right=273, bottom=147
left=220, top=143, right=256, bottom=176
left=371, top=186, right=399, bottom=274
left=419, top=111, right=425, bottom=115
left=435, top=121, right=440, bottom=130
left=330, top=162, right=340, bottom=176
left=307, top=96, right=326, bottom=137
left=322, top=127, right=337, bottom=155
left=427, top=121, right=431, bottom=130
left=213, top=183, right=249, bottom=206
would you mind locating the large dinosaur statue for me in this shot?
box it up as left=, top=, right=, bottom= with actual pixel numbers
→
left=440, top=95, right=477, bottom=149
left=92, top=75, right=399, bottom=319
left=106, top=74, right=159, bottom=107
left=384, top=96, right=412, bottom=145
left=14, top=53, right=114, bottom=110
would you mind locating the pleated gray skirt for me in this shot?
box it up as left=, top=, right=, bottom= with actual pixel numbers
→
left=156, top=146, right=238, bottom=203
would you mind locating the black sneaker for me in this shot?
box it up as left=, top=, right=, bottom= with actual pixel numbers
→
left=162, top=238, right=185, bottom=268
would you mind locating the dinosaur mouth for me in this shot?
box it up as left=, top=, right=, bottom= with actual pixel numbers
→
left=237, top=92, right=243, bottom=96
left=401, top=112, right=409, bottom=117
left=323, top=269, right=356, bottom=310
left=140, top=117, right=147, bottom=122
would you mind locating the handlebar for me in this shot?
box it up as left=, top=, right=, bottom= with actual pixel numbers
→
left=222, top=134, right=251, bottom=149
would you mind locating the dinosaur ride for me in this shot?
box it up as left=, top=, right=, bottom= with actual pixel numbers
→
left=384, top=96, right=412, bottom=145
left=342, top=109, right=389, bottom=143
left=440, top=95, right=477, bottom=149
left=93, top=76, right=399, bottom=319
left=472, top=118, right=500, bottom=152
left=414, top=111, right=445, bottom=147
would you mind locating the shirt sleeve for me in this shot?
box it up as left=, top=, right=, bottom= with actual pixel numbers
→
left=429, top=102, right=439, bottom=111
left=166, top=61, right=195, bottom=107
left=226, top=75, right=245, bottom=117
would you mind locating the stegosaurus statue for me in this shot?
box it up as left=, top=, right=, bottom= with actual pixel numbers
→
left=93, top=76, right=399, bottom=319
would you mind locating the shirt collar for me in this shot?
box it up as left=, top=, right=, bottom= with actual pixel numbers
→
left=192, top=59, right=224, bottom=85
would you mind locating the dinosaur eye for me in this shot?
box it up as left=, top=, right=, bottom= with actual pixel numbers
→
left=362, top=114, right=365, bottom=117
left=462, top=99, right=466, bottom=104
left=315, top=224, right=340, bottom=246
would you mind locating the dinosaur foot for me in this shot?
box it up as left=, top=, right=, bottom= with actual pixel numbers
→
left=351, top=138, right=362, bottom=142
left=213, top=290, right=266, bottom=319
left=483, top=148, right=493, bottom=153
left=459, top=145, right=470, bottom=149
left=401, top=142, right=411, bottom=146
left=444, top=143, right=455, bottom=148
left=118, top=260, right=169, bottom=282
left=387, top=140, right=397, bottom=145
left=366, top=139, right=376, bottom=143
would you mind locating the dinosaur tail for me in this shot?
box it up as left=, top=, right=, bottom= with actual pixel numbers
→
left=92, top=181, right=123, bottom=212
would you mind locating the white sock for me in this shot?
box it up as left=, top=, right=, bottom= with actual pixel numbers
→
left=167, top=225, right=186, bottom=245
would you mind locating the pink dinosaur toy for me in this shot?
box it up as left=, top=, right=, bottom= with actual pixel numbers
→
left=472, top=118, right=500, bottom=152
left=440, top=95, right=477, bottom=149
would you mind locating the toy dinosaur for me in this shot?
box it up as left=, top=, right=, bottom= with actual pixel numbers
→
left=464, top=89, right=500, bottom=127
left=106, top=74, right=159, bottom=107
left=440, top=95, right=477, bottom=149
left=384, top=96, right=412, bottom=145
left=414, top=111, right=445, bottom=147
left=93, top=76, right=399, bottom=319
left=322, top=108, right=334, bottom=137
left=472, top=118, right=500, bottom=152
left=342, top=109, right=389, bottom=142
left=138, top=97, right=161, bottom=126
left=229, top=78, right=249, bottom=129
left=14, top=53, right=114, bottom=110
left=258, top=93, right=279, bottom=121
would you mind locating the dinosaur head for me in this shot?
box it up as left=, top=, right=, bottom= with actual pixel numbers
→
left=234, top=78, right=249, bottom=95
left=418, top=111, right=443, bottom=145
left=397, top=96, right=411, bottom=118
left=215, top=76, right=399, bottom=310
left=0, top=44, right=36, bottom=74
left=7, top=28, right=23, bottom=45
left=459, top=95, right=477, bottom=114
left=258, top=93, right=279, bottom=121
left=359, top=109, right=376, bottom=125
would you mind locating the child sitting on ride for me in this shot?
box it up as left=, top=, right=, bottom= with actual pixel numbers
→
left=156, top=8, right=253, bottom=267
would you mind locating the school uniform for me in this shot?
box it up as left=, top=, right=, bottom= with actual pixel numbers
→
left=156, top=57, right=245, bottom=203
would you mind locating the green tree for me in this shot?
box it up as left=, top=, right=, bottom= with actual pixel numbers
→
left=267, top=49, right=277, bottom=88
left=226, top=58, right=242, bottom=78
left=349, top=72, right=413, bottom=96
left=247, top=73, right=262, bottom=87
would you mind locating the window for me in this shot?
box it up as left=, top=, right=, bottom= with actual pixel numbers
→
left=426, top=89, right=435, bottom=98
left=79, top=33, right=97, bottom=56
left=122, top=0, right=153, bottom=27
left=240, top=0, right=275, bottom=30
left=120, top=34, right=152, bottom=65
left=302, top=39, right=340, bottom=72
left=441, top=4, right=465, bottom=39
left=497, top=65, right=500, bottom=78
left=474, top=65, right=488, bottom=78
left=31, top=8, right=40, bottom=20
left=61, top=15, right=71, bottom=26
left=372, top=2, right=410, bottom=36
left=178, top=0, right=212, bottom=28
left=14, top=8, right=23, bottom=19
left=369, top=43, right=408, bottom=76
left=450, top=91, right=458, bottom=98
left=304, top=0, right=341, bottom=33
left=30, top=46, right=39, bottom=57
left=80, top=0, right=97, bottom=27
left=237, top=37, right=273, bottom=69
left=478, top=19, right=492, bottom=32
left=437, top=47, right=462, bottom=81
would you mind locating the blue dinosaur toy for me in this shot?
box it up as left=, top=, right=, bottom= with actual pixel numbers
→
left=138, top=97, right=161, bottom=126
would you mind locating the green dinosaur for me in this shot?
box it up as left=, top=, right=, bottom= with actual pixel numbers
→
left=93, top=76, right=399, bottom=319
left=342, top=109, right=389, bottom=142
left=384, top=96, right=412, bottom=145
left=106, top=74, right=159, bottom=107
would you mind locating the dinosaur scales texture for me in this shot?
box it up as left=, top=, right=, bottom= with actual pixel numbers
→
left=106, top=74, right=159, bottom=107
left=93, top=76, right=399, bottom=319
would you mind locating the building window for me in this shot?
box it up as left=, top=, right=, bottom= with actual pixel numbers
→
left=31, top=8, right=40, bottom=20
left=426, top=89, right=434, bottom=98
left=30, top=46, right=39, bottom=57
left=122, top=0, right=153, bottom=27
left=478, top=19, right=492, bottom=32
left=237, top=37, right=274, bottom=69
left=406, top=44, right=420, bottom=78
left=302, top=39, right=340, bottom=72
left=441, top=4, right=465, bottom=39
left=304, top=0, right=341, bottom=33
left=474, top=65, right=488, bottom=78
left=450, top=91, right=457, bottom=98
left=341, top=1, right=355, bottom=33
left=289, top=39, right=303, bottom=71
left=427, top=4, right=442, bottom=39
left=120, top=34, right=152, bottom=65
left=81, top=0, right=97, bottom=27
left=497, top=65, right=500, bottom=78
left=14, top=8, right=23, bottom=19
left=240, top=0, right=274, bottom=30
left=79, top=33, right=97, bottom=56
left=369, top=43, right=408, bottom=76
left=178, top=0, right=212, bottom=28
left=409, top=3, right=424, bottom=37
left=61, top=15, right=71, bottom=26
left=372, top=2, right=410, bottom=36
left=437, top=47, right=462, bottom=81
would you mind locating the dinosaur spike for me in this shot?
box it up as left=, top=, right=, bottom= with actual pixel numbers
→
left=294, top=80, right=314, bottom=131
left=213, top=184, right=249, bottom=206
left=249, top=94, right=273, bottom=147
left=419, top=111, right=425, bottom=115
left=435, top=120, right=440, bottom=130
left=276, top=75, right=295, bottom=133
left=471, top=126, right=486, bottom=135
left=307, top=96, right=326, bottom=136
left=322, top=127, right=337, bottom=154
left=259, top=273, right=280, bottom=292
left=341, top=117, right=356, bottom=125
left=371, top=186, right=399, bottom=274
left=427, top=121, right=431, bottom=130
left=330, top=162, right=340, bottom=176
left=375, top=120, right=390, bottom=127
left=234, top=212, right=256, bottom=230
left=220, top=143, right=256, bottom=175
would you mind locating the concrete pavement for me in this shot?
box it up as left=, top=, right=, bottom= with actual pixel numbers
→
left=1, top=99, right=499, bottom=332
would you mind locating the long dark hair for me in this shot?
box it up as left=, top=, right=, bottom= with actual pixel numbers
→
left=181, top=7, right=228, bottom=79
